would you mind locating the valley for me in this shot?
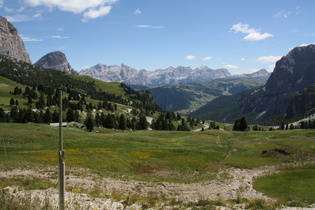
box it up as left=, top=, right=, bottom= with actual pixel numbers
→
left=0, top=14, right=315, bottom=210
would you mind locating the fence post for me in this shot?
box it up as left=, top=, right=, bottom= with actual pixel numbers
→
left=58, top=89, right=65, bottom=210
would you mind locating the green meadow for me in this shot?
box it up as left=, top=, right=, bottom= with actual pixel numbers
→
left=0, top=123, right=315, bottom=205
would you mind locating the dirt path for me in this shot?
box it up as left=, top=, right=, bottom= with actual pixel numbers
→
left=0, top=164, right=282, bottom=209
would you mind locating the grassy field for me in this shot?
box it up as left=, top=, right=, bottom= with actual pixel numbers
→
left=254, top=165, right=315, bottom=205
left=0, top=123, right=315, bottom=206
left=0, top=76, right=27, bottom=109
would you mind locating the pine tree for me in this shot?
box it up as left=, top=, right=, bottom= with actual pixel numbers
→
left=43, top=109, right=52, bottom=123
left=10, top=98, right=15, bottom=106
left=0, top=107, right=5, bottom=122
left=25, top=108, right=34, bottom=122
left=18, top=109, right=26, bottom=123
left=138, top=115, right=148, bottom=130
left=233, top=116, right=248, bottom=131
left=52, top=110, right=59, bottom=123
left=66, top=108, right=75, bottom=122
left=38, top=94, right=45, bottom=109
left=10, top=106, right=18, bottom=122
left=181, top=118, right=190, bottom=131
left=85, top=114, right=94, bottom=132
left=118, top=113, right=127, bottom=130
left=105, top=114, right=116, bottom=128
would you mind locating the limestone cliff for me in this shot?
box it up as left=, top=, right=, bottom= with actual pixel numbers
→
left=0, top=16, right=31, bottom=63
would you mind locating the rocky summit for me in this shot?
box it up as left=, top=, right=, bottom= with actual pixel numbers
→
left=0, top=16, right=31, bottom=63
left=265, top=44, right=315, bottom=95
left=79, top=64, right=231, bottom=85
left=34, top=51, right=78, bottom=75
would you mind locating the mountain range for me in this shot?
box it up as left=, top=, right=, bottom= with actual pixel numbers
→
left=79, top=64, right=233, bottom=85
left=1, top=15, right=315, bottom=125
left=130, top=73, right=270, bottom=113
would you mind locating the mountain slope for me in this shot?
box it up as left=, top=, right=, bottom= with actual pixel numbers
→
left=0, top=54, right=162, bottom=113
left=190, top=45, right=315, bottom=124
left=131, top=75, right=269, bottom=113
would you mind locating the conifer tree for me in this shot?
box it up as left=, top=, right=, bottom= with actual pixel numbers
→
left=138, top=115, right=148, bottom=130
left=66, top=108, right=75, bottom=122
left=85, top=114, right=94, bottom=132
left=233, top=116, right=248, bottom=131
left=25, top=108, right=34, bottom=122
left=10, top=98, right=15, bottom=106
left=0, top=107, right=5, bottom=122
left=118, top=113, right=127, bottom=130
left=52, top=110, right=59, bottom=123
left=43, top=109, right=52, bottom=123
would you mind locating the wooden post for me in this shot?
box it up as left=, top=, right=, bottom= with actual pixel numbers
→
left=58, top=89, right=65, bottom=210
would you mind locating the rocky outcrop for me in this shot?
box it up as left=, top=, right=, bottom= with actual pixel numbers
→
left=265, top=44, right=315, bottom=95
left=79, top=64, right=231, bottom=85
left=0, top=16, right=31, bottom=63
left=286, top=86, right=315, bottom=118
left=34, top=51, right=78, bottom=75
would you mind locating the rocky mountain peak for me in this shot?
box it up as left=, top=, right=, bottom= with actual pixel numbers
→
left=265, top=44, right=315, bottom=95
left=34, top=51, right=78, bottom=75
left=250, top=69, right=269, bottom=77
left=0, top=16, right=31, bottom=63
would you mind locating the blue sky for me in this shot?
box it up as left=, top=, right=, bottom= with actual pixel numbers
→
left=1, top=0, right=314, bottom=74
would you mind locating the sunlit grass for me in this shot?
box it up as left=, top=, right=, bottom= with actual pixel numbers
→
left=0, top=123, right=314, bottom=184
left=254, top=165, right=315, bottom=205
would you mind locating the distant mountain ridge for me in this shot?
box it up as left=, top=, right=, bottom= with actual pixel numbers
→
left=79, top=64, right=233, bottom=85
left=130, top=75, right=269, bottom=113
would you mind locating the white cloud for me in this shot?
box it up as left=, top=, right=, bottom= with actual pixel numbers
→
left=57, top=28, right=65, bottom=31
left=274, top=9, right=291, bottom=18
left=230, top=23, right=273, bottom=41
left=240, top=58, right=246, bottom=61
left=136, top=25, right=164, bottom=29
left=82, top=5, right=112, bottom=22
left=295, top=6, right=300, bottom=15
left=25, top=0, right=117, bottom=13
left=24, top=0, right=117, bottom=21
left=134, top=9, right=141, bottom=15
left=257, top=56, right=282, bottom=63
left=20, top=35, right=41, bottom=41
left=224, top=65, right=239, bottom=69
left=185, top=55, right=196, bottom=60
left=202, top=56, right=213, bottom=61
left=300, top=43, right=315, bottom=47
left=5, top=14, right=33, bottom=22
left=33, top=10, right=43, bottom=18
left=51, top=35, right=69, bottom=39
left=267, top=64, right=276, bottom=72
left=82, top=65, right=90, bottom=70
left=3, top=7, right=13, bottom=12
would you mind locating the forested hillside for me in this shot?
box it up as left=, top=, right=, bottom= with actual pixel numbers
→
left=0, top=55, right=203, bottom=131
